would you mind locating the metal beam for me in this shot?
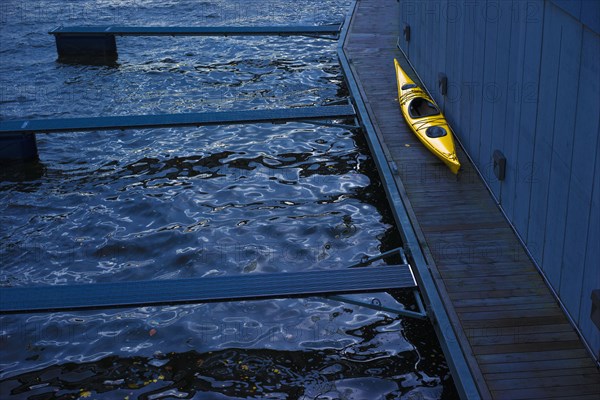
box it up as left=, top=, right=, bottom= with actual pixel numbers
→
left=327, top=292, right=428, bottom=320
left=49, top=25, right=341, bottom=37
left=0, top=265, right=416, bottom=314
left=0, top=105, right=355, bottom=135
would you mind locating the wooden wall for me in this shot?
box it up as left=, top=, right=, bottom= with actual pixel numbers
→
left=398, top=0, right=599, bottom=361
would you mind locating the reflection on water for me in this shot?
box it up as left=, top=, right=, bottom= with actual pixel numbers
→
left=1, top=126, right=396, bottom=286
left=0, top=299, right=456, bottom=399
left=0, top=0, right=458, bottom=398
left=2, top=349, right=422, bottom=399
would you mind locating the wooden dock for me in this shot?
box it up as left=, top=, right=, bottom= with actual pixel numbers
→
left=342, top=1, right=600, bottom=399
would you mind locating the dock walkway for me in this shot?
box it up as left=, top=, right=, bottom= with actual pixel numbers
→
left=342, top=1, right=600, bottom=398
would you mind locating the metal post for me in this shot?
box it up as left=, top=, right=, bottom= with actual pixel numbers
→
left=54, top=34, right=118, bottom=61
left=0, top=133, right=39, bottom=161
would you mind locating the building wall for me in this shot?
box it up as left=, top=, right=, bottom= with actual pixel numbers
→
left=398, top=0, right=599, bottom=361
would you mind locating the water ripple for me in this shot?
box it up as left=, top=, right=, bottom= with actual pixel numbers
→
left=0, top=0, right=456, bottom=398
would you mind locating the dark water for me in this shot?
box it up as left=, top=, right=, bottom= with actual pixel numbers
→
left=0, top=1, right=457, bottom=398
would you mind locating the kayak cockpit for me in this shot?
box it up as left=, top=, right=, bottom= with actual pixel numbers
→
left=425, top=126, right=447, bottom=138
left=408, top=97, right=440, bottom=118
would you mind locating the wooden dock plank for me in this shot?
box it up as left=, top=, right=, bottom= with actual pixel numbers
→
left=461, top=315, right=569, bottom=329
left=456, top=300, right=561, bottom=314
left=480, top=357, right=598, bottom=374
left=443, top=274, right=547, bottom=288
left=485, top=367, right=600, bottom=381
left=477, top=349, right=591, bottom=364
left=459, top=308, right=567, bottom=323
left=469, top=330, right=579, bottom=346
left=488, top=373, right=600, bottom=391
left=445, top=280, right=549, bottom=294
left=449, top=288, right=552, bottom=301
left=442, top=270, right=541, bottom=281
left=472, top=340, right=585, bottom=355
left=464, top=323, right=576, bottom=339
left=456, top=301, right=560, bottom=313
left=343, top=1, right=600, bottom=398
left=437, top=263, right=538, bottom=275
left=491, top=384, right=600, bottom=400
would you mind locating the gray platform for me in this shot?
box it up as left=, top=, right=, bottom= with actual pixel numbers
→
left=49, top=25, right=341, bottom=60
left=50, top=25, right=341, bottom=37
left=0, top=265, right=416, bottom=313
left=0, top=105, right=355, bottom=135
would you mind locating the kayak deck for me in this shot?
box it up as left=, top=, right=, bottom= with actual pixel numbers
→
left=394, top=59, right=461, bottom=174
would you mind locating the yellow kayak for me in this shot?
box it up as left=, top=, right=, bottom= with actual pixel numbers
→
left=394, top=59, right=461, bottom=174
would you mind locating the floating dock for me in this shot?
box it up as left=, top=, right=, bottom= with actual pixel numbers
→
left=0, top=105, right=356, bottom=161
left=49, top=25, right=341, bottom=60
left=0, top=264, right=415, bottom=314
left=340, top=1, right=600, bottom=399
left=0, top=105, right=356, bottom=135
